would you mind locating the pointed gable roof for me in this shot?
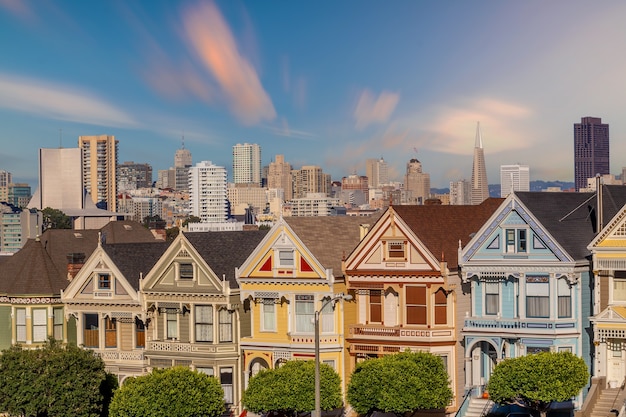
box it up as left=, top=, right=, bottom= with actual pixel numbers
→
left=515, top=185, right=626, bottom=260
left=391, top=198, right=504, bottom=268
left=0, top=220, right=164, bottom=297
left=284, top=214, right=381, bottom=277
left=102, top=241, right=170, bottom=290
left=184, top=230, right=269, bottom=289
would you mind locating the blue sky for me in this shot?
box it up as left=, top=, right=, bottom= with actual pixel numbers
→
left=1, top=0, right=626, bottom=188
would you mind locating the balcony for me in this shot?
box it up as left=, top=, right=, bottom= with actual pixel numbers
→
left=463, top=317, right=578, bottom=336
left=349, top=324, right=454, bottom=342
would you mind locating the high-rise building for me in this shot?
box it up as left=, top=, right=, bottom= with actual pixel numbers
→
left=79, top=135, right=119, bottom=211
left=574, top=116, right=610, bottom=192
left=7, top=183, right=31, bottom=208
left=233, top=143, right=262, bottom=185
left=175, top=143, right=192, bottom=169
left=29, top=148, right=84, bottom=210
left=449, top=179, right=472, bottom=205
left=267, top=155, right=292, bottom=201
left=118, top=161, right=153, bottom=191
left=0, top=170, right=12, bottom=202
left=188, top=161, right=228, bottom=223
left=471, top=122, right=489, bottom=205
left=291, top=165, right=331, bottom=199
left=366, top=157, right=389, bottom=189
left=404, top=159, right=430, bottom=205
left=174, top=140, right=192, bottom=191
left=500, top=164, right=530, bottom=197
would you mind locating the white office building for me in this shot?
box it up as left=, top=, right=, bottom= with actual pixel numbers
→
left=189, top=161, right=228, bottom=223
left=500, top=164, right=530, bottom=197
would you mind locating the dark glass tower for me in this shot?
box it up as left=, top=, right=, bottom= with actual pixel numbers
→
left=574, top=117, right=609, bottom=192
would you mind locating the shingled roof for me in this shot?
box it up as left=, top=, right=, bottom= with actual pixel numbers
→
left=184, top=229, right=269, bottom=289
left=392, top=198, right=504, bottom=269
left=0, top=220, right=163, bottom=297
left=515, top=185, right=626, bottom=261
left=284, top=215, right=381, bottom=277
left=102, top=241, right=170, bottom=290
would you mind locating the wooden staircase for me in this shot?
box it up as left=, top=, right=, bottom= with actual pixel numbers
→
left=462, top=397, right=494, bottom=417
left=588, top=388, right=626, bottom=417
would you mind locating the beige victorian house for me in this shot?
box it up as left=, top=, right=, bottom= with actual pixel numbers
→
left=140, top=229, right=268, bottom=413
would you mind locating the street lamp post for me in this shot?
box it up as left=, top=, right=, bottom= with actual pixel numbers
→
left=314, top=293, right=353, bottom=417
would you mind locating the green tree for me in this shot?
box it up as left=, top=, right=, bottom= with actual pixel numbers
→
left=243, top=360, right=343, bottom=416
left=0, top=339, right=116, bottom=417
left=109, top=367, right=225, bottom=417
left=182, top=215, right=201, bottom=227
left=347, top=351, right=452, bottom=416
left=486, top=351, right=589, bottom=417
left=42, top=207, right=72, bottom=229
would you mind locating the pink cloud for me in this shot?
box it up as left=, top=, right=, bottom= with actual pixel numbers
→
left=0, top=0, right=35, bottom=22
left=182, top=2, right=276, bottom=125
left=354, top=89, right=399, bottom=130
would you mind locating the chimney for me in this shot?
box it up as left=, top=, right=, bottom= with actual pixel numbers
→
left=66, top=252, right=86, bottom=281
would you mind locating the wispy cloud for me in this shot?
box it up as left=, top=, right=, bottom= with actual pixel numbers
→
left=0, top=74, right=137, bottom=127
left=181, top=1, right=276, bottom=125
left=354, top=89, right=399, bottom=130
left=264, top=118, right=316, bottom=140
left=0, top=0, right=35, bottom=23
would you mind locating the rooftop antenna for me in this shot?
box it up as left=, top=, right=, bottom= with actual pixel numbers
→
left=181, top=131, right=185, bottom=149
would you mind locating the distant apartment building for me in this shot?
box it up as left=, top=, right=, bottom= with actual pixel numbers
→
left=156, top=169, right=176, bottom=189
left=188, top=161, right=228, bottom=223
left=117, top=195, right=164, bottom=223
left=0, top=202, right=41, bottom=254
left=0, top=170, right=12, bottom=202
left=233, top=143, right=262, bottom=185
left=574, top=116, right=609, bottom=192
left=291, top=165, right=331, bottom=199
left=404, top=158, right=430, bottom=204
left=227, top=183, right=268, bottom=216
left=79, top=134, right=119, bottom=211
left=267, top=154, right=292, bottom=201
left=7, top=183, right=31, bottom=208
left=450, top=179, right=472, bottom=205
left=340, top=174, right=369, bottom=207
left=118, top=161, right=153, bottom=191
left=289, top=193, right=341, bottom=217
left=366, top=157, right=389, bottom=189
left=500, top=164, right=530, bottom=197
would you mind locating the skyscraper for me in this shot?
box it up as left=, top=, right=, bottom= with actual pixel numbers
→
left=500, top=164, right=530, bottom=197
left=267, top=154, right=293, bottom=201
left=470, top=122, right=489, bottom=205
left=233, top=143, right=262, bottom=185
left=404, top=158, right=430, bottom=204
left=29, top=148, right=85, bottom=211
left=79, top=134, right=119, bottom=211
left=118, top=161, right=153, bottom=190
left=175, top=138, right=192, bottom=191
left=366, top=157, right=389, bottom=189
left=574, top=117, right=610, bottom=192
left=0, top=170, right=12, bottom=202
left=188, top=161, right=228, bottom=223
left=291, top=165, right=331, bottom=199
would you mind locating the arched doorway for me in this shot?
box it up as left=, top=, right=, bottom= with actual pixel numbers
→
left=246, top=357, right=270, bottom=389
left=468, top=339, right=498, bottom=392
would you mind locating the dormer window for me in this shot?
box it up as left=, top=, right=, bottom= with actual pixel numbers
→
left=505, top=229, right=527, bottom=253
left=388, top=241, right=405, bottom=259
left=277, top=250, right=294, bottom=267
left=98, top=273, right=111, bottom=290
left=179, top=263, right=193, bottom=280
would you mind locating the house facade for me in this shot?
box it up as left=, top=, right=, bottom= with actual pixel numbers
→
left=236, top=216, right=372, bottom=395
left=459, top=187, right=626, bottom=408
left=61, top=240, right=169, bottom=381
left=343, top=200, right=502, bottom=412
left=139, top=230, right=268, bottom=413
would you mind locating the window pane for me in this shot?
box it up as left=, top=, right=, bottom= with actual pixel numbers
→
left=180, top=263, right=193, bottom=279
left=614, top=278, right=626, bottom=301
left=321, top=302, right=334, bottom=333
left=219, top=309, right=232, bottom=342
left=295, top=295, right=314, bottom=333
left=262, top=301, right=276, bottom=331
left=16, top=309, right=26, bottom=342
left=167, top=311, right=177, bottom=339
left=195, top=306, right=213, bottom=342
left=220, top=367, right=233, bottom=404
left=84, top=313, right=99, bottom=348
left=33, top=309, right=47, bottom=342
left=370, top=290, right=382, bottom=323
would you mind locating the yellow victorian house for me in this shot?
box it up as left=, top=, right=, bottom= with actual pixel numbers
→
left=236, top=215, right=377, bottom=395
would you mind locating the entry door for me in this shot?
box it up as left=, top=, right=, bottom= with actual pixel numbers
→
left=608, top=339, right=625, bottom=387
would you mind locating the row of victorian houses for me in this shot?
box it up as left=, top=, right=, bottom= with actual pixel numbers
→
left=3, top=185, right=626, bottom=417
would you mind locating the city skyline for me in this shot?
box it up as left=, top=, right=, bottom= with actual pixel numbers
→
left=2, top=1, right=626, bottom=188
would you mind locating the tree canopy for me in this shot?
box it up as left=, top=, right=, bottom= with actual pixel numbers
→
left=347, top=351, right=452, bottom=416
left=243, top=360, right=343, bottom=416
left=486, top=351, right=589, bottom=417
left=42, top=207, right=72, bottom=229
left=0, top=339, right=116, bottom=417
left=109, top=367, right=225, bottom=417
